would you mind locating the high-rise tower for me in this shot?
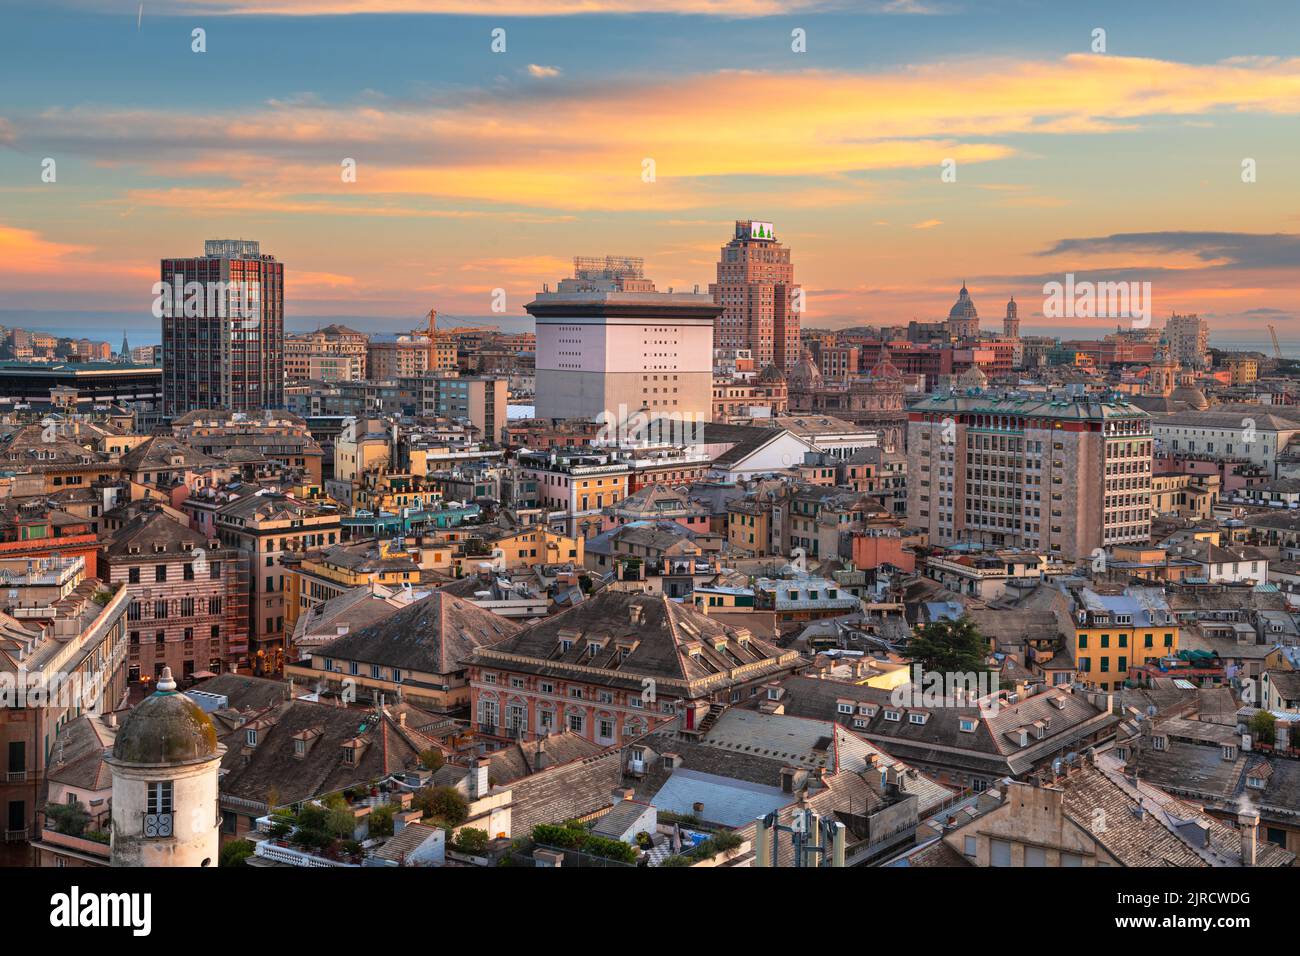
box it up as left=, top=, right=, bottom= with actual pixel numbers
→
left=710, top=220, right=800, bottom=372
left=161, top=239, right=284, bottom=418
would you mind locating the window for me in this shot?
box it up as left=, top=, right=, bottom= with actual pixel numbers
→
left=989, top=839, right=1012, bottom=867
left=155, top=565, right=167, bottom=582
left=128, top=567, right=140, bottom=584
left=959, top=718, right=977, bottom=733
left=964, top=835, right=977, bottom=857
left=884, top=710, right=901, bottom=721
left=146, top=781, right=173, bottom=816
left=294, top=739, right=305, bottom=756
left=837, top=703, right=854, bottom=715
left=245, top=729, right=257, bottom=747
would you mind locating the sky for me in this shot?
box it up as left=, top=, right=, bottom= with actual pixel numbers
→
left=2, top=0, right=1300, bottom=346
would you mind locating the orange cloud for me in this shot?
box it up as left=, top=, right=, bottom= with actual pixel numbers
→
left=17, top=54, right=1300, bottom=215
left=0, top=224, right=89, bottom=274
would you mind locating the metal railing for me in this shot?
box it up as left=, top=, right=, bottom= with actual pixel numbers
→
left=143, top=811, right=174, bottom=838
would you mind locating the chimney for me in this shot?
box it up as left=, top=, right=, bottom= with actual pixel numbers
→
left=533, top=737, right=547, bottom=771
left=397, top=711, right=407, bottom=728
left=471, top=758, right=490, bottom=799
left=1239, top=807, right=1260, bottom=866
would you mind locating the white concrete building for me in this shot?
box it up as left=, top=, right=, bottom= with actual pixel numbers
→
left=529, top=257, right=718, bottom=427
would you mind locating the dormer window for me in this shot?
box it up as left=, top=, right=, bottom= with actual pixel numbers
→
left=294, top=738, right=305, bottom=756
left=245, top=729, right=257, bottom=747
left=908, top=712, right=928, bottom=725
left=884, top=709, right=901, bottom=722
left=959, top=718, right=977, bottom=733
left=837, top=702, right=854, bottom=715
left=1222, top=744, right=1237, bottom=760
left=342, top=747, right=355, bottom=765
left=1247, top=774, right=1266, bottom=790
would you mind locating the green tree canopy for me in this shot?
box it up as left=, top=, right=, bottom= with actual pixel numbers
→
left=414, top=785, right=469, bottom=826
left=905, top=615, right=990, bottom=675
left=1249, top=709, right=1277, bottom=746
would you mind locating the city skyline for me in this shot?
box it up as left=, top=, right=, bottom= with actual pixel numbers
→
left=3, top=2, right=1300, bottom=340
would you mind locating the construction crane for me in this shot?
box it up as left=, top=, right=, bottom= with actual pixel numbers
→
left=1269, top=324, right=1283, bottom=360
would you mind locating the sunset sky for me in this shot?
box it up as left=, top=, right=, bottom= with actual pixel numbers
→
left=3, top=1, right=1300, bottom=344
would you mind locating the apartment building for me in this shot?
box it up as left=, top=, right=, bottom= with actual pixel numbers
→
left=101, top=506, right=250, bottom=682
left=0, top=555, right=129, bottom=848
left=908, top=392, right=1153, bottom=561
left=284, top=325, right=368, bottom=382
left=214, top=490, right=342, bottom=674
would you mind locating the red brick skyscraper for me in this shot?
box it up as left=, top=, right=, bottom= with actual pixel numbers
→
left=710, top=220, right=800, bottom=372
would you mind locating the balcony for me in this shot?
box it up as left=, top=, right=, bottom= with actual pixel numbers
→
left=142, top=811, right=174, bottom=838
left=253, top=839, right=358, bottom=868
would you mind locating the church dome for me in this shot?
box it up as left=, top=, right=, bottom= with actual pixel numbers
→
left=1171, top=384, right=1209, bottom=411
left=869, top=345, right=903, bottom=380
left=112, top=667, right=219, bottom=766
left=756, top=363, right=787, bottom=384
left=948, top=283, right=978, bottom=320
left=788, top=352, right=823, bottom=389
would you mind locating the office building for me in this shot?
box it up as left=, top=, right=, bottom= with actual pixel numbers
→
left=907, top=392, right=1153, bottom=560
left=529, top=256, right=717, bottom=426
left=710, top=221, right=800, bottom=371
left=161, top=239, right=284, bottom=417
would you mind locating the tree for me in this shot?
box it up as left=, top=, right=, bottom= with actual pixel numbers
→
left=418, top=748, right=445, bottom=772
left=905, top=616, right=990, bottom=676
left=414, top=786, right=468, bottom=825
left=219, top=839, right=255, bottom=868
left=1250, top=710, right=1277, bottom=746
left=369, top=803, right=396, bottom=838
left=454, top=827, right=489, bottom=855
left=46, top=801, right=90, bottom=837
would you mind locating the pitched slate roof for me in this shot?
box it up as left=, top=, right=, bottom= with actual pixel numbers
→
left=316, top=590, right=519, bottom=675
left=217, top=701, right=437, bottom=809
left=105, top=508, right=210, bottom=557
left=776, top=674, right=1116, bottom=776
left=471, top=590, right=797, bottom=694
left=45, top=714, right=118, bottom=792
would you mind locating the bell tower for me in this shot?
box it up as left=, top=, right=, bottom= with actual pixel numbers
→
left=107, top=667, right=226, bottom=867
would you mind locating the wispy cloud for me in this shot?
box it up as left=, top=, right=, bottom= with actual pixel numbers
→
left=59, top=0, right=931, bottom=16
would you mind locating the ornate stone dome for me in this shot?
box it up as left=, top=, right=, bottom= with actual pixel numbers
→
left=948, top=283, right=978, bottom=320
left=112, top=667, right=219, bottom=766
left=788, top=351, right=823, bottom=389
left=1171, top=383, right=1209, bottom=411
left=869, top=345, right=903, bottom=380
left=756, top=363, right=787, bottom=385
